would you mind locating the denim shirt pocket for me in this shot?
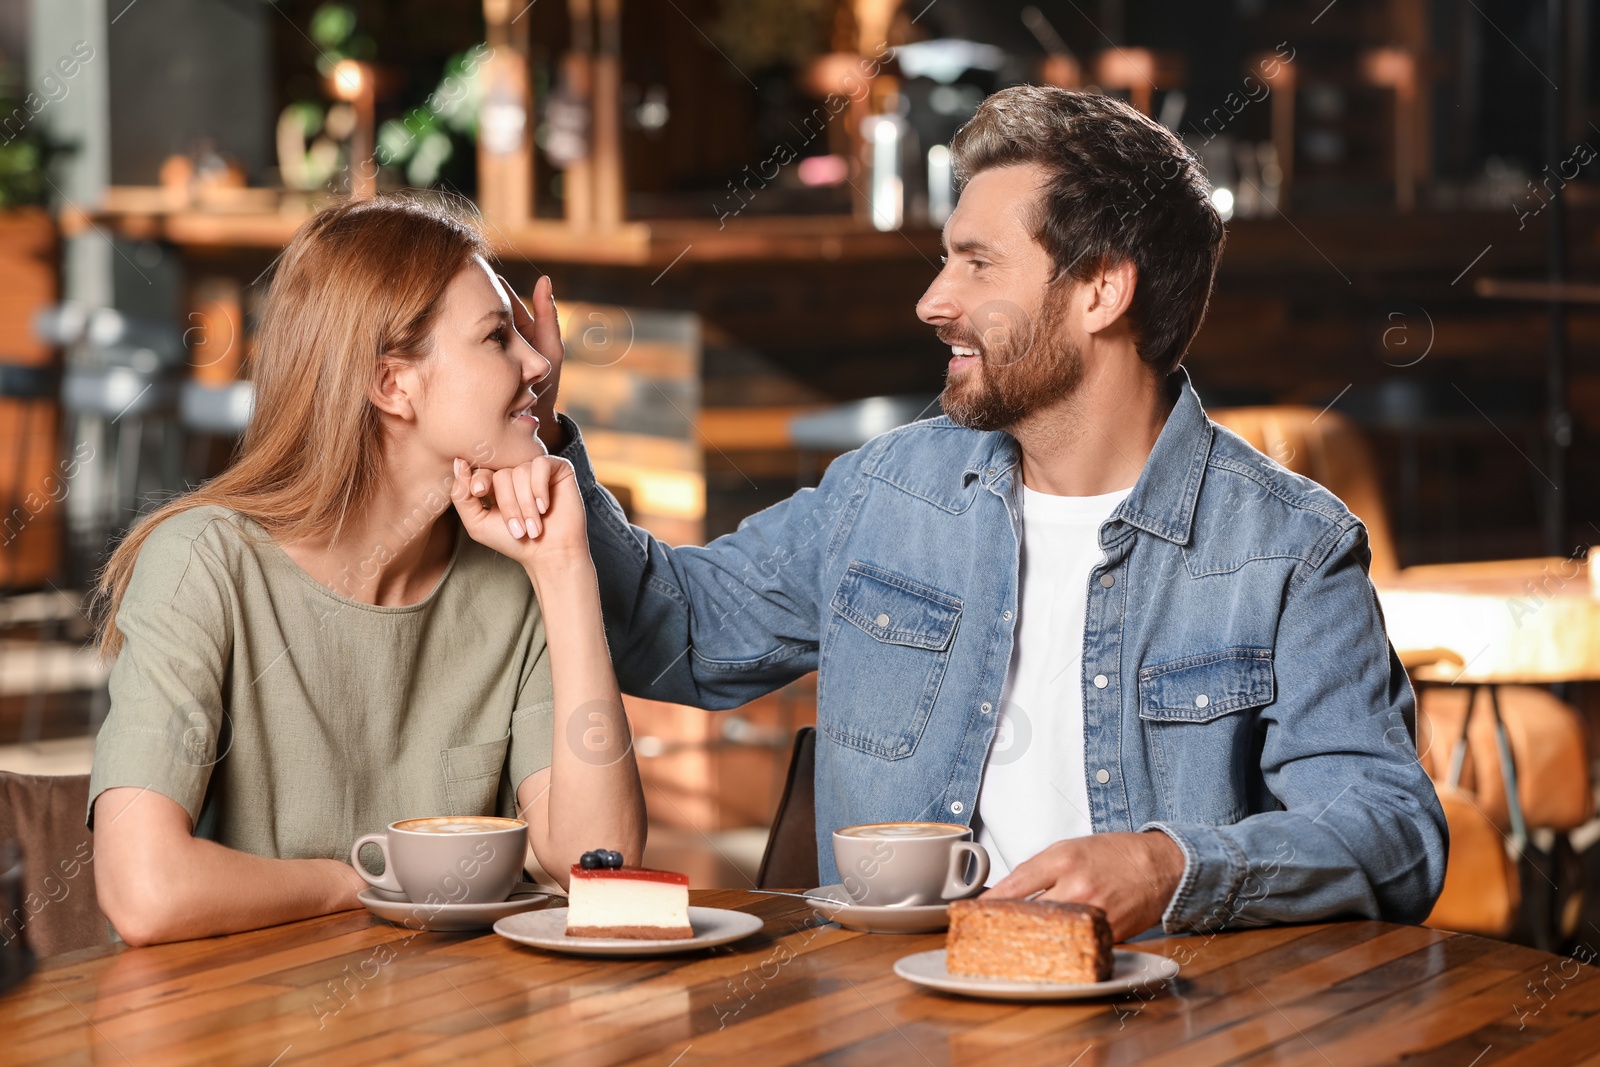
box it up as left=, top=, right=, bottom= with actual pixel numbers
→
left=820, top=562, right=962, bottom=760
left=440, top=733, right=511, bottom=816
left=1139, top=648, right=1275, bottom=723
left=1138, top=648, right=1274, bottom=822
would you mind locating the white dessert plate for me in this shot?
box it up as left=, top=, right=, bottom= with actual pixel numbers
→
left=494, top=906, right=765, bottom=957
left=806, top=884, right=951, bottom=934
left=359, top=883, right=554, bottom=932
left=893, top=948, right=1179, bottom=1001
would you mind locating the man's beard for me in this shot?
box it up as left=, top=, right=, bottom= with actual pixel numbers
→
left=937, top=288, right=1082, bottom=432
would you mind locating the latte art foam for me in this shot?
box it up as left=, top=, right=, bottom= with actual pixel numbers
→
left=395, top=816, right=524, bottom=834
left=836, top=822, right=967, bottom=839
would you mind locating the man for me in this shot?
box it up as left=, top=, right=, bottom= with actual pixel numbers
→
left=514, top=86, right=1447, bottom=940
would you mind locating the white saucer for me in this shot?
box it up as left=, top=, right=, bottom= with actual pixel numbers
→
left=894, top=948, right=1179, bottom=1001
left=494, top=906, right=764, bottom=957
left=358, top=883, right=554, bottom=932
left=807, top=883, right=952, bottom=934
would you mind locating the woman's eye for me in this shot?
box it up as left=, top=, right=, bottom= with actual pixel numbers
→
left=488, top=327, right=508, bottom=347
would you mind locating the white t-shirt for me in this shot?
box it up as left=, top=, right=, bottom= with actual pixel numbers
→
left=975, top=482, right=1133, bottom=883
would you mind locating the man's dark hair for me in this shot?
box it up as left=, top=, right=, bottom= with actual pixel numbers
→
left=949, top=86, right=1225, bottom=376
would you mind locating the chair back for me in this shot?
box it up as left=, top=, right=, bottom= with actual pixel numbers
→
left=1425, top=783, right=1521, bottom=937
left=1416, top=684, right=1593, bottom=833
left=757, top=727, right=818, bottom=890
left=1208, top=406, right=1399, bottom=577
left=0, top=772, right=107, bottom=957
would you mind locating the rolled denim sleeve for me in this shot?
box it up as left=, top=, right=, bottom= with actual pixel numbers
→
left=556, top=413, right=864, bottom=709
left=1139, top=522, right=1448, bottom=932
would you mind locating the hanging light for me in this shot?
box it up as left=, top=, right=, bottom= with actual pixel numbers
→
left=1210, top=186, right=1235, bottom=221
left=328, top=59, right=366, bottom=102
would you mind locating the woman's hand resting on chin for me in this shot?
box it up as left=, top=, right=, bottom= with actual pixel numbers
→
left=451, top=454, right=589, bottom=572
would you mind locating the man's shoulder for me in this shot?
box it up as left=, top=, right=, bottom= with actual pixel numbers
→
left=1195, top=421, right=1366, bottom=570
left=849, top=415, right=1004, bottom=509
left=859, top=413, right=990, bottom=454
left=853, top=414, right=1004, bottom=476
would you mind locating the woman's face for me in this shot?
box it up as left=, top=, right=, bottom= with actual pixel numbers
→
left=406, top=255, right=551, bottom=471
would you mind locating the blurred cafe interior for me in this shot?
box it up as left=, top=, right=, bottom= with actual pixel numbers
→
left=5, top=0, right=1600, bottom=1038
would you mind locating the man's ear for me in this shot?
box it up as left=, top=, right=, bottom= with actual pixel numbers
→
left=1081, top=259, right=1138, bottom=336
left=369, top=355, right=418, bottom=421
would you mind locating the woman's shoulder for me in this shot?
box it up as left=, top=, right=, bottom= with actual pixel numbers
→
left=126, top=504, right=264, bottom=597
left=138, top=503, right=261, bottom=558
left=451, top=532, right=533, bottom=586
left=449, top=535, right=543, bottom=618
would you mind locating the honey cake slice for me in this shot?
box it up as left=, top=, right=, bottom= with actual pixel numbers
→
left=945, top=898, right=1113, bottom=983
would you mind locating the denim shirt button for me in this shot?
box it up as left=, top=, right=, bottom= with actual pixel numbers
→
left=950, top=800, right=965, bottom=815
left=1093, top=674, right=1109, bottom=689
left=1195, top=693, right=1210, bottom=709
left=875, top=612, right=890, bottom=627
left=1099, top=573, right=1115, bottom=588
left=980, top=702, right=992, bottom=714
left=1095, top=768, right=1111, bottom=784
left=1002, top=610, right=1012, bottom=621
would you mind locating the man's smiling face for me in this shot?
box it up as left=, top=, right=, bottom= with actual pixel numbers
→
left=916, top=163, right=1085, bottom=432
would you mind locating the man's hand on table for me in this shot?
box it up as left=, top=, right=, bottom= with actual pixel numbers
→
left=982, top=830, right=1186, bottom=942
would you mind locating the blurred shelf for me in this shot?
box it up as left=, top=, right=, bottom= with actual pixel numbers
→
left=642, top=217, right=940, bottom=266
left=1474, top=278, right=1600, bottom=304
left=59, top=187, right=944, bottom=267
left=62, top=187, right=1600, bottom=277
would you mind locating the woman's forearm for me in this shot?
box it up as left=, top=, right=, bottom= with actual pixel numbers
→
left=128, top=842, right=362, bottom=945
left=526, top=557, right=647, bottom=880
left=94, top=787, right=365, bottom=946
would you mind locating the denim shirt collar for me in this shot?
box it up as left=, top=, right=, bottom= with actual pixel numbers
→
left=958, top=367, right=1212, bottom=547
left=1110, top=368, right=1212, bottom=547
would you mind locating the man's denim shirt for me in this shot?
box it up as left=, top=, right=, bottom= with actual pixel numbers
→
left=557, top=372, right=1448, bottom=932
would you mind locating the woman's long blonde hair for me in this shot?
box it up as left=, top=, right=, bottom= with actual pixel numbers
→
left=94, top=196, right=489, bottom=658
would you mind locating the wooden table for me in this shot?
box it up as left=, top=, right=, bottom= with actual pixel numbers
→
left=6, top=890, right=1600, bottom=1066
left=1375, top=556, right=1600, bottom=684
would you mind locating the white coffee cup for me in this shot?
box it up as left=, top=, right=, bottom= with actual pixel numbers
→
left=832, top=821, right=990, bottom=906
left=350, top=816, right=526, bottom=905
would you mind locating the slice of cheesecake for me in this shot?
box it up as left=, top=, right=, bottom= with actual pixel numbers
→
left=565, top=864, right=693, bottom=940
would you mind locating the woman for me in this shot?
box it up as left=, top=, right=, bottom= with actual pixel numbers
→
left=89, top=197, right=644, bottom=946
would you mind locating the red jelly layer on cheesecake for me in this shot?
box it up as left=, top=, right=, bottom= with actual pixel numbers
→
left=569, top=865, right=689, bottom=885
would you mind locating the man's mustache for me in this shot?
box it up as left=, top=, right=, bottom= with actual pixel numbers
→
left=934, top=326, right=986, bottom=355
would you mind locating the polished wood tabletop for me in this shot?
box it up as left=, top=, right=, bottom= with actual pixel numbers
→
left=1375, top=556, right=1600, bottom=683
left=5, top=889, right=1599, bottom=1066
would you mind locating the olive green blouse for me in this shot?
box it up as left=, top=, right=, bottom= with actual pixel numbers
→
left=87, top=505, right=554, bottom=863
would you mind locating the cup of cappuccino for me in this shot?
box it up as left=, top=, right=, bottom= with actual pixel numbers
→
left=832, top=821, right=990, bottom=907
left=350, top=816, right=527, bottom=905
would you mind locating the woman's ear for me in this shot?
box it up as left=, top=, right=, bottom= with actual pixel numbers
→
left=369, top=355, right=418, bottom=421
